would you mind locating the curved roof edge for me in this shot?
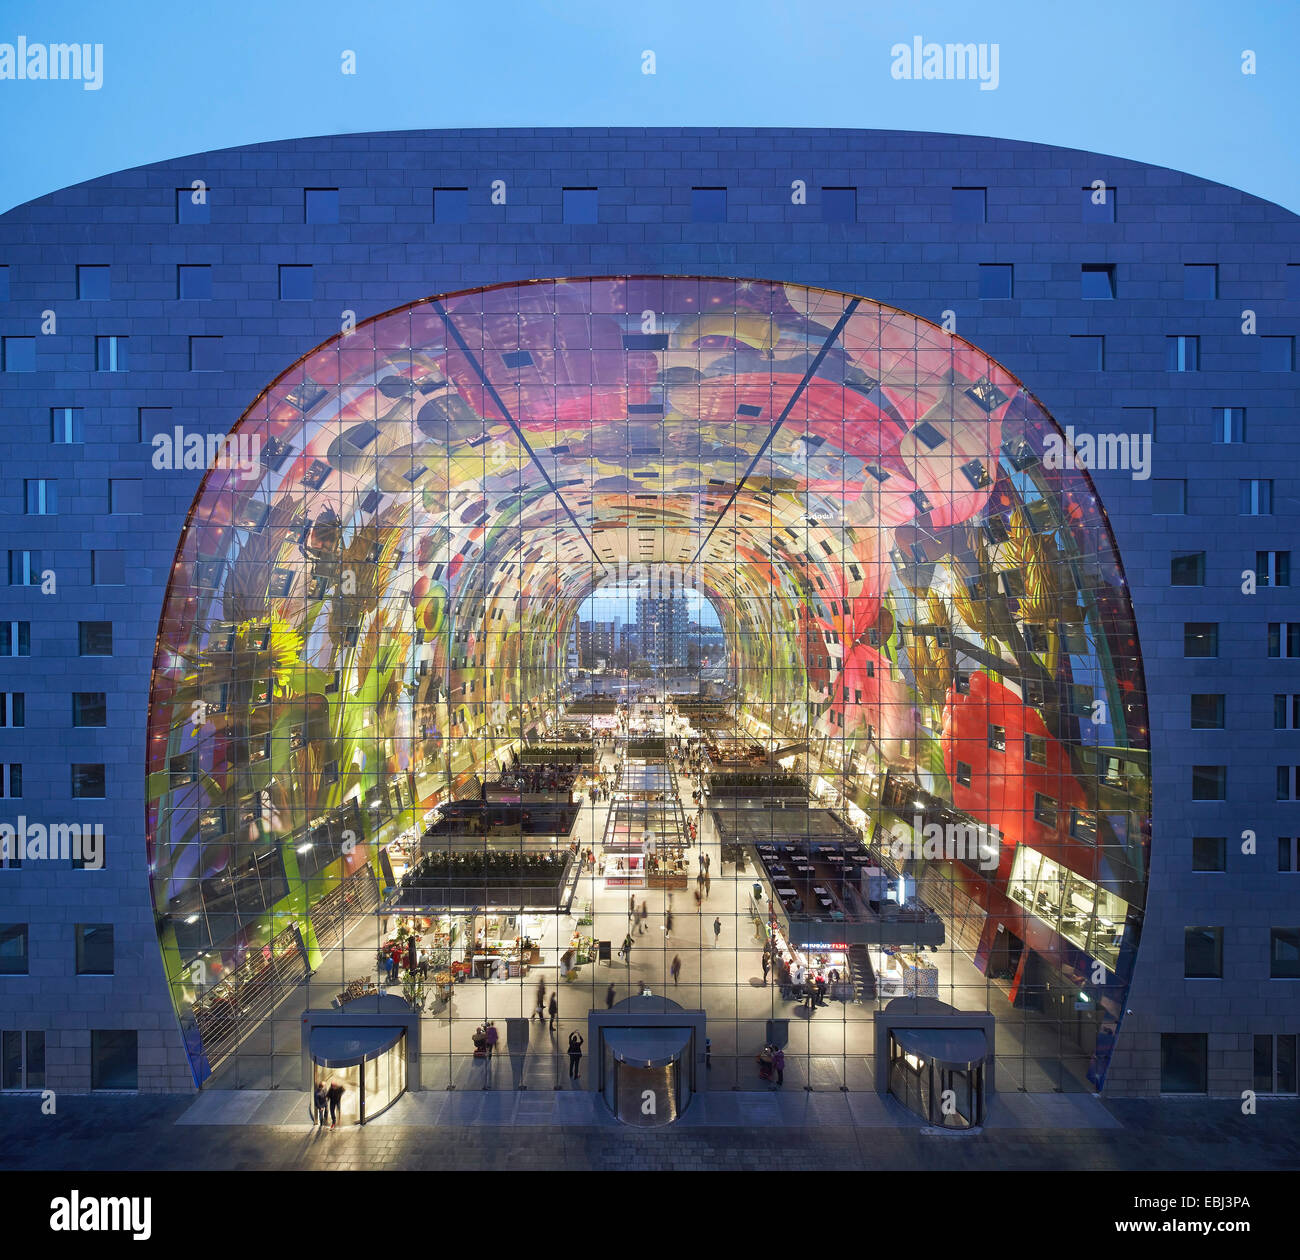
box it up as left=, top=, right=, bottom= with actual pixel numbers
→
left=2, top=126, right=1297, bottom=224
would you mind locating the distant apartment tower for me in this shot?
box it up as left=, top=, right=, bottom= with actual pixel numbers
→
left=637, top=573, right=690, bottom=669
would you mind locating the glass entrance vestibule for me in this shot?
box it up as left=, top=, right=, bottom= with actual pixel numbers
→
left=309, top=1025, right=407, bottom=1125
left=887, top=1026, right=987, bottom=1129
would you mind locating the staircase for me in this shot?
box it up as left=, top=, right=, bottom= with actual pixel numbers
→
left=846, top=943, right=876, bottom=1003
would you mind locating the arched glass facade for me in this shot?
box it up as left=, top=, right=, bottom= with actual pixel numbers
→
left=146, top=277, right=1149, bottom=1091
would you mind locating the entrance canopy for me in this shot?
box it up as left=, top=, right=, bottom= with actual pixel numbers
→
left=892, top=1026, right=987, bottom=1070
left=309, top=1023, right=405, bottom=1070
left=604, top=1026, right=692, bottom=1070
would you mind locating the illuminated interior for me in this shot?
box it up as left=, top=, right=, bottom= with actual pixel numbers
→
left=145, top=277, right=1150, bottom=1091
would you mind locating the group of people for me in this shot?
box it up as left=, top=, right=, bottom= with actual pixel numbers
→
left=312, top=1078, right=346, bottom=1127
left=495, top=762, right=578, bottom=794
left=471, top=1021, right=500, bottom=1057
left=761, top=944, right=840, bottom=1010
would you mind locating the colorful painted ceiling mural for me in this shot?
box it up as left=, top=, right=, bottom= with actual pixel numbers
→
left=146, top=277, right=1149, bottom=1083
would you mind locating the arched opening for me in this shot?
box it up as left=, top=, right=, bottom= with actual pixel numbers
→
left=146, top=277, right=1150, bottom=1098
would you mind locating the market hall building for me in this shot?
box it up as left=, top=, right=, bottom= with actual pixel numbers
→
left=0, top=129, right=1297, bottom=1123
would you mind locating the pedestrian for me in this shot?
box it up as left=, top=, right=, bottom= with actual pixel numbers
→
left=773, top=1047, right=785, bottom=1087
left=761, top=951, right=771, bottom=984
left=313, top=1080, right=328, bottom=1127
left=622, top=932, right=634, bottom=965
left=815, top=975, right=828, bottom=1008
left=548, top=991, right=559, bottom=1030
left=535, top=977, right=546, bottom=1017
left=713, top=916, right=721, bottom=946
left=326, top=1078, right=344, bottom=1128
left=638, top=900, right=648, bottom=934
left=605, top=982, right=616, bottom=1009
left=568, top=1031, right=584, bottom=1079
left=703, top=873, right=711, bottom=898
left=670, top=954, right=682, bottom=985
left=665, top=910, right=673, bottom=939
left=485, top=1021, right=499, bottom=1058
left=629, top=893, right=637, bottom=920
left=535, top=991, right=547, bottom=1022
left=693, top=888, right=702, bottom=910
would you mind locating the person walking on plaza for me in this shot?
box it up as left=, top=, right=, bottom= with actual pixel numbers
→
left=761, top=949, right=771, bottom=984
left=773, top=1047, right=785, bottom=1087
left=568, top=1031, right=584, bottom=1080
left=638, top=900, right=648, bottom=934
left=670, top=954, right=682, bottom=986
left=606, top=982, right=616, bottom=1009
left=485, top=1021, right=499, bottom=1058
left=713, top=916, right=722, bottom=946
left=313, top=1080, right=328, bottom=1127
left=622, top=932, right=634, bottom=966
left=548, top=991, right=559, bottom=1031
left=665, top=909, right=674, bottom=939
left=535, top=977, right=546, bottom=1020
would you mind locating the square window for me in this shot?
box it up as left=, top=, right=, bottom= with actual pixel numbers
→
left=955, top=760, right=972, bottom=788
left=177, top=265, right=211, bottom=299
left=1190, top=694, right=1225, bottom=729
left=1191, top=765, right=1226, bottom=801
left=1068, top=335, right=1104, bottom=371
left=189, top=336, right=221, bottom=371
left=279, top=265, right=313, bottom=300
left=2, top=337, right=36, bottom=372
left=109, top=479, right=142, bottom=514
left=987, top=724, right=1006, bottom=752
left=91, top=1030, right=137, bottom=1090
left=562, top=187, right=598, bottom=224
left=1215, top=407, right=1245, bottom=444
left=1184, top=622, right=1218, bottom=658
left=0, top=693, right=24, bottom=728
left=7, top=551, right=39, bottom=586
left=1184, top=926, right=1223, bottom=978
left=78, top=621, right=112, bottom=656
left=1257, top=550, right=1290, bottom=587
left=821, top=187, right=856, bottom=223
left=1151, top=479, right=1186, bottom=514
left=1080, top=264, right=1115, bottom=299
left=1170, top=552, right=1205, bottom=586
left=979, top=264, right=1013, bottom=299
left=1023, top=734, right=1047, bottom=765
left=1033, top=793, right=1057, bottom=827
left=1, top=623, right=31, bottom=657
left=304, top=187, right=339, bottom=224
left=952, top=187, right=986, bottom=223
left=1241, top=480, right=1274, bottom=515
left=1261, top=336, right=1295, bottom=372
left=75, top=923, right=114, bottom=974
left=1184, top=264, right=1218, bottom=300
left=1161, top=1033, right=1207, bottom=1093
left=72, top=764, right=106, bottom=799
left=1192, top=836, right=1226, bottom=872
left=691, top=187, right=727, bottom=223
left=433, top=187, right=468, bottom=223
left=51, top=407, right=84, bottom=444
left=92, top=550, right=125, bottom=586
left=23, top=479, right=57, bottom=515
left=175, top=188, right=210, bottom=224
left=1166, top=335, right=1199, bottom=371
left=0, top=924, right=28, bottom=975
left=1270, top=927, right=1300, bottom=979
left=77, top=265, right=110, bottom=300
left=94, top=336, right=126, bottom=371
left=1081, top=185, right=1116, bottom=222
left=72, top=693, right=107, bottom=727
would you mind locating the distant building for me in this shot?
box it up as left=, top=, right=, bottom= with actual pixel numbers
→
left=637, top=575, right=690, bottom=669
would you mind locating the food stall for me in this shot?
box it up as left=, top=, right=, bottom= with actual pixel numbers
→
left=875, top=946, right=940, bottom=998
